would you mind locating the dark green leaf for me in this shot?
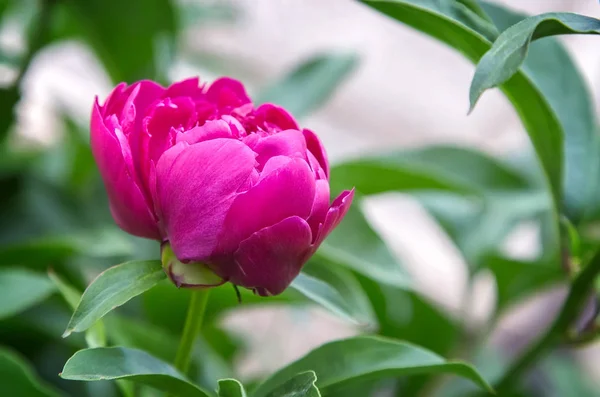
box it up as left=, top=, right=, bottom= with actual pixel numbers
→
left=218, top=379, right=247, bottom=397
left=360, top=0, right=561, bottom=240
left=58, top=0, right=177, bottom=82
left=0, top=268, right=55, bottom=319
left=63, top=260, right=165, bottom=337
left=256, top=54, right=358, bottom=119
left=266, top=371, right=321, bottom=397
left=475, top=6, right=600, bottom=220
left=485, top=255, right=562, bottom=313
left=317, top=201, right=411, bottom=289
left=0, top=230, right=133, bottom=268
left=252, top=336, right=492, bottom=397
left=0, top=347, right=62, bottom=397
left=48, top=270, right=106, bottom=348
left=60, top=347, right=211, bottom=397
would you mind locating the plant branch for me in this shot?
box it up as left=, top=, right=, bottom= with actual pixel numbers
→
left=494, top=249, right=600, bottom=394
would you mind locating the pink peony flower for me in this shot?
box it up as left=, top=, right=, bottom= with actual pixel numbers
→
left=91, top=77, right=353, bottom=296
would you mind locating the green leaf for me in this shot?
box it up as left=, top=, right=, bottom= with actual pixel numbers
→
left=485, top=255, right=562, bottom=313
left=470, top=12, right=600, bottom=110
left=0, top=347, right=62, bottom=397
left=317, top=201, right=411, bottom=289
left=252, top=336, right=492, bottom=397
left=0, top=230, right=133, bottom=268
left=105, top=315, right=233, bottom=392
left=256, top=53, right=358, bottom=119
left=303, top=259, right=376, bottom=328
left=291, top=272, right=373, bottom=327
left=57, top=0, right=177, bottom=82
left=330, top=156, right=475, bottom=199
left=266, top=371, right=321, bottom=397
left=48, top=270, right=106, bottom=348
left=60, top=347, right=211, bottom=397
left=474, top=7, right=600, bottom=220
left=0, top=268, right=55, bottom=319
left=218, top=379, right=247, bottom=397
left=360, top=0, right=561, bottom=241
left=63, top=260, right=165, bottom=337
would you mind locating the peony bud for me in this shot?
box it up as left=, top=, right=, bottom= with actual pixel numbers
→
left=91, top=77, right=354, bottom=296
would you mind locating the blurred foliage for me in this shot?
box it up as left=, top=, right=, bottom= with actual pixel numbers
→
left=0, top=0, right=599, bottom=396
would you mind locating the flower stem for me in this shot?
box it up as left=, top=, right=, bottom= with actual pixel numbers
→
left=494, top=249, right=600, bottom=394
left=173, top=289, right=210, bottom=375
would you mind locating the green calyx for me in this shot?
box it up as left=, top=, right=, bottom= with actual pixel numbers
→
left=160, top=243, right=225, bottom=288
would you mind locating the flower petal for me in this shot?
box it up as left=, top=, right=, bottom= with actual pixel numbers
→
left=247, top=130, right=307, bottom=170
left=230, top=216, right=312, bottom=296
left=313, top=188, right=355, bottom=247
left=306, top=179, right=330, bottom=240
left=155, top=138, right=257, bottom=262
left=165, top=77, right=202, bottom=98
left=254, top=103, right=299, bottom=132
left=176, top=120, right=233, bottom=145
left=205, top=77, right=251, bottom=109
left=214, top=157, right=316, bottom=256
left=303, top=129, right=329, bottom=179
left=90, top=99, right=159, bottom=239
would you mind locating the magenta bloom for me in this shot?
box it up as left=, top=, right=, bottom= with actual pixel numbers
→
left=91, top=77, right=353, bottom=296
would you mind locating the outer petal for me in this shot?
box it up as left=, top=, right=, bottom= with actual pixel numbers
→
left=155, top=138, right=257, bottom=262
left=214, top=157, right=316, bottom=256
left=303, top=129, right=329, bottom=179
left=229, top=216, right=312, bottom=296
left=306, top=179, right=330, bottom=240
left=90, top=99, right=160, bottom=239
left=313, top=188, right=355, bottom=247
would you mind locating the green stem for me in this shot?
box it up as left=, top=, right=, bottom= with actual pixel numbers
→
left=494, top=250, right=600, bottom=394
left=173, top=289, right=210, bottom=374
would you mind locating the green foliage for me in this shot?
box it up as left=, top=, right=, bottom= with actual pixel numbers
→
left=0, top=268, right=55, bottom=320
left=1, top=0, right=599, bottom=396
left=0, top=347, right=62, bottom=397
left=218, top=379, right=248, bottom=397
left=256, top=54, right=358, bottom=119
left=61, top=347, right=212, bottom=397
left=63, top=260, right=165, bottom=337
left=252, top=336, right=492, bottom=397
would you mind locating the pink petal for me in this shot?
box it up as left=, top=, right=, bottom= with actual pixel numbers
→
left=303, top=129, right=329, bottom=179
left=165, top=77, right=202, bottom=98
left=154, top=138, right=257, bottom=262
left=214, top=157, right=316, bottom=256
left=313, top=188, right=355, bottom=247
left=247, top=129, right=307, bottom=170
left=137, top=97, right=197, bottom=187
left=229, top=216, right=312, bottom=296
left=306, top=179, right=330, bottom=240
left=205, top=77, right=251, bottom=109
left=90, top=99, right=159, bottom=239
left=254, top=103, right=299, bottom=132
left=176, top=120, right=233, bottom=145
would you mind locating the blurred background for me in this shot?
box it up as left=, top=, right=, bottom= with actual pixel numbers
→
left=1, top=0, right=599, bottom=396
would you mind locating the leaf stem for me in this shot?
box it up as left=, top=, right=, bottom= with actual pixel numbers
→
left=494, top=249, right=600, bottom=394
left=173, top=289, right=210, bottom=375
